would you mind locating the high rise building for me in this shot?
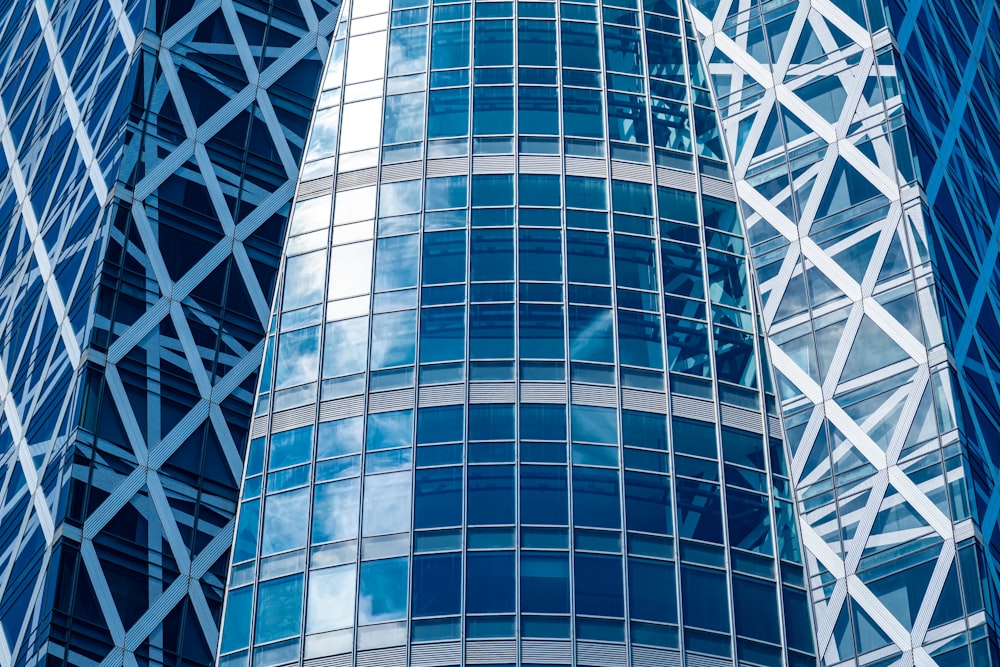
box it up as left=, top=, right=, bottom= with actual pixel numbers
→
left=2, top=0, right=998, bottom=666
left=0, top=2, right=337, bottom=666
left=215, top=1, right=818, bottom=666
left=217, top=0, right=1000, bottom=666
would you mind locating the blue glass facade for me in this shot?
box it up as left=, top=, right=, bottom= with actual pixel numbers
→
left=0, top=1, right=336, bottom=666
left=218, top=1, right=818, bottom=666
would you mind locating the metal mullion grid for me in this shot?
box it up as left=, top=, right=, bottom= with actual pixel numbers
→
left=510, top=5, right=523, bottom=665
left=575, top=0, right=631, bottom=660
left=637, top=0, right=683, bottom=660
left=547, top=0, right=579, bottom=658
left=461, top=2, right=475, bottom=662
left=675, top=3, right=743, bottom=663
left=406, top=5, right=435, bottom=664
left=684, top=1, right=808, bottom=662
left=349, top=0, right=398, bottom=661
left=294, top=2, right=355, bottom=662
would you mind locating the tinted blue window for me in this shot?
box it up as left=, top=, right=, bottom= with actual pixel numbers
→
left=269, top=426, right=313, bottom=470
left=519, top=303, right=565, bottom=358
left=518, top=86, right=559, bottom=134
left=220, top=586, right=252, bottom=652
left=428, top=88, right=470, bottom=138
left=420, top=305, right=466, bottom=362
left=675, top=478, right=723, bottom=543
left=563, top=87, right=604, bottom=137
left=572, top=467, right=621, bottom=528
left=612, top=180, right=654, bottom=215
left=618, top=310, right=663, bottom=369
left=262, top=488, right=309, bottom=554
left=567, top=231, right=611, bottom=284
left=672, top=417, right=717, bottom=457
left=423, top=231, right=466, bottom=285
left=256, top=575, right=303, bottom=643
left=733, top=575, right=779, bottom=643
left=521, top=552, right=570, bottom=612
left=417, top=405, right=465, bottom=443
left=467, top=551, right=516, bottom=612
left=468, top=465, right=515, bottom=524
left=475, top=20, right=513, bottom=66
left=561, top=21, right=600, bottom=69
left=312, top=478, right=361, bottom=542
left=520, top=465, right=568, bottom=524
left=470, top=229, right=514, bottom=280
left=621, top=410, right=667, bottom=450
left=518, top=20, right=556, bottom=66
left=317, top=416, right=364, bottom=458
left=426, top=175, right=468, bottom=210
left=575, top=553, right=625, bottom=616
left=518, top=175, right=562, bottom=207
left=519, top=228, right=562, bottom=280
left=571, top=405, right=618, bottom=444
left=628, top=557, right=677, bottom=623
left=624, top=471, right=671, bottom=534
left=370, top=309, right=417, bottom=368
left=681, top=566, right=729, bottom=632
left=569, top=306, right=614, bottom=362
left=415, top=467, right=463, bottom=528
left=566, top=176, right=607, bottom=209
left=469, top=404, right=515, bottom=439
left=275, top=326, right=320, bottom=388
left=474, top=86, right=514, bottom=134
left=359, top=557, right=409, bottom=623
left=470, top=303, right=515, bottom=358
left=366, top=410, right=414, bottom=450
left=389, top=25, right=427, bottom=75
left=412, top=553, right=462, bottom=616
left=520, top=404, right=567, bottom=440
left=431, top=21, right=470, bottom=68
left=324, top=317, right=369, bottom=378
left=472, top=174, right=514, bottom=206
left=384, top=93, right=425, bottom=143
left=375, top=235, right=419, bottom=290
left=380, top=180, right=423, bottom=217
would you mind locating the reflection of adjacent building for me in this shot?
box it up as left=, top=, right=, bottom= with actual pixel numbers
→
left=217, top=0, right=819, bottom=666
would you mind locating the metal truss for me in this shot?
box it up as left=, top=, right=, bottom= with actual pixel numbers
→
left=0, top=1, right=336, bottom=666
left=686, top=0, right=996, bottom=664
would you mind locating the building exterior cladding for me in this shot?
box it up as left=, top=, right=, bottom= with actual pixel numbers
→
left=0, top=0, right=997, bottom=667
left=217, top=1, right=819, bottom=666
left=0, top=1, right=337, bottom=667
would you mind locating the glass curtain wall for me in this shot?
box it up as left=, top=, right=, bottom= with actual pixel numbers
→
left=217, top=0, right=818, bottom=665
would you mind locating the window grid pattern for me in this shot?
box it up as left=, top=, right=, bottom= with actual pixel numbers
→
left=220, top=0, right=817, bottom=666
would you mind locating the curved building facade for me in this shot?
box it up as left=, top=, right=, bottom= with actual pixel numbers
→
left=217, top=0, right=818, bottom=666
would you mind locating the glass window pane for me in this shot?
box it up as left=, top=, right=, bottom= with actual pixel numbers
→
left=521, top=552, right=570, bottom=613
left=375, top=234, right=419, bottom=290
left=574, top=553, right=624, bottom=616
left=467, top=551, right=515, bottom=612
left=412, top=553, right=462, bottom=616
left=269, top=426, right=314, bottom=470
left=220, top=586, right=253, bottom=653
left=628, top=557, right=677, bottom=623
left=572, top=467, right=621, bottom=528
left=370, top=309, right=417, bottom=368
left=468, top=465, right=515, bottom=524
left=256, top=575, right=304, bottom=644
left=307, top=564, right=357, bottom=633
left=420, top=305, right=466, bottom=362
left=415, top=467, right=463, bottom=528
left=284, top=250, right=327, bottom=309
left=312, top=478, right=361, bottom=543
left=520, top=465, right=568, bottom=525
left=324, top=317, right=369, bottom=378
left=367, top=410, right=414, bottom=450
left=329, top=241, right=373, bottom=300
left=362, top=471, right=412, bottom=535
left=275, top=326, right=321, bottom=389
left=358, top=557, right=409, bottom=623
left=262, top=488, right=310, bottom=554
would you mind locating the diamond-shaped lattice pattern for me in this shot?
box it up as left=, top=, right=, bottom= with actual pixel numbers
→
left=688, top=0, right=998, bottom=664
left=0, top=1, right=336, bottom=666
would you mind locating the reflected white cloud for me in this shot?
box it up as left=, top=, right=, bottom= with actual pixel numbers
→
left=362, top=471, right=411, bottom=535
left=307, top=564, right=357, bottom=633
left=328, top=241, right=373, bottom=300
